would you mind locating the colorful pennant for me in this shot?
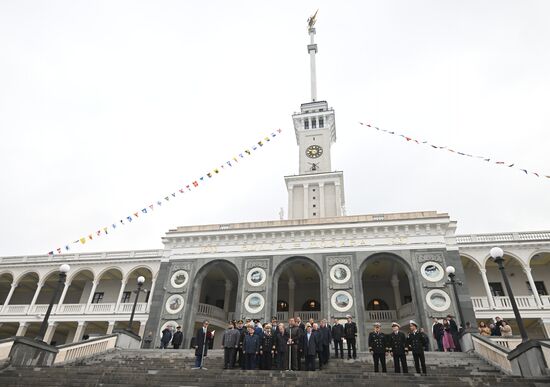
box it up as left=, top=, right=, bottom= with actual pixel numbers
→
left=49, top=129, right=283, bottom=255
left=359, top=122, right=549, bottom=181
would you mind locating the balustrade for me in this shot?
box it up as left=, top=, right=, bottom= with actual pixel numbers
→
left=472, top=296, right=540, bottom=310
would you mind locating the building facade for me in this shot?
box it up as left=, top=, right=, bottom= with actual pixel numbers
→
left=1, top=21, right=550, bottom=349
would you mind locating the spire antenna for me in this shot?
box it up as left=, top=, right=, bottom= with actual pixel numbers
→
left=307, top=10, right=319, bottom=102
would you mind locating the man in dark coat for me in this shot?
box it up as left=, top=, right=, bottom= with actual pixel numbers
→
left=222, top=321, right=240, bottom=369
left=368, top=322, right=387, bottom=373
left=260, top=324, right=275, bottom=370
left=331, top=318, right=344, bottom=359
left=387, top=322, right=408, bottom=373
left=194, top=320, right=212, bottom=368
left=447, top=315, right=461, bottom=351
left=243, top=325, right=260, bottom=370
left=407, top=321, right=427, bottom=374
left=318, top=320, right=332, bottom=366
left=160, top=325, right=173, bottom=349
left=274, top=323, right=289, bottom=370
left=432, top=318, right=444, bottom=351
left=235, top=320, right=245, bottom=369
left=287, top=318, right=302, bottom=371
left=344, top=315, right=357, bottom=359
left=302, top=324, right=319, bottom=371
left=171, top=326, right=183, bottom=349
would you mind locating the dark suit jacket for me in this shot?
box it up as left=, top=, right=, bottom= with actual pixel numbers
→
left=302, top=332, right=318, bottom=357
left=195, top=327, right=210, bottom=356
left=332, top=323, right=344, bottom=340
left=387, top=331, right=408, bottom=355
left=171, top=331, right=183, bottom=346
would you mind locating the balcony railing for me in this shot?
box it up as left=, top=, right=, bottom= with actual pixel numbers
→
left=274, top=311, right=321, bottom=323
left=471, top=295, right=542, bottom=311
left=2, top=302, right=148, bottom=317
left=366, top=310, right=397, bottom=321
left=197, top=303, right=227, bottom=321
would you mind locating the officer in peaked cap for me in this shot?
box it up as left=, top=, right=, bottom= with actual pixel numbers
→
left=387, top=321, right=408, bottom=373
left=407, top=320, right=428, bottom=374
left=368, top=322, right=387, bottom=373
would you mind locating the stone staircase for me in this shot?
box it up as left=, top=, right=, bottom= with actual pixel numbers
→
left=1, top=349, right=549, bottom=386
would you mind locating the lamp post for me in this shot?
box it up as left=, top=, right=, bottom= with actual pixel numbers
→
left=490, top=247, right=529, bottom=342
left=127, top=276, right=146, bottom=335
left=445, top=266, right=465, bottom=327
left=35, top=264, right=70, bottom=343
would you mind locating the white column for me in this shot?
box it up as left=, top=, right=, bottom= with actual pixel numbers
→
left=44, top=322, right=58, bottom=344
left=319, top=183, right=325, bottom=217
left=1, top=283, right=18, bottom=312
left=288, top=278, right=295, bottom=318
left=391, top=274, right=401, bottom=310
left=288, top=185, right=294, bottom=219
left=146, top=275, right=157, bottom=313
left=73, top=321, right=87, bottom=343
left=85, top=280, right=99, bottom=311
left=16, top=322, right=28, bottom=336
left=115, top=278, right=128, bottom=312
left=138, top=321, right=146, bottom=338
left=303, top=184, right=309, bottom=219
left=57, top=281, right=71, bottom=308
left=308, top=28, right=317, bottom=101
left=479, top=269, right=496, bottom=309
left=335, top=182, right=342, bottom=216
left=524, top=267, right=543, bottom=308
left=106, top=321, right=116, bottom=335
left=223, top=280, right=233, bottom=316
left=28, top=283, right=43, bottom=312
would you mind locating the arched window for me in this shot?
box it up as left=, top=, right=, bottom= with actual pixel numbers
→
left=367, top=298, right=389, bottom=311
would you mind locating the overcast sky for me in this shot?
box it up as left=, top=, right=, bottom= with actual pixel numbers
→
left=1, top=1, right=549, bottom=256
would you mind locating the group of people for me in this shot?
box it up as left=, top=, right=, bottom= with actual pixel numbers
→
left=158, top=315, right=475, bottom=375
left=369, top=321, right=430, bottom=374
left=217, top=315, right=358, bottom=371
left=431, top=314, right=461, bottom=352
left=478, top=316, right=513, bottom=337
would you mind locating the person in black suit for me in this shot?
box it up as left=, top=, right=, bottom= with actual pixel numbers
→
left=318, top=319, right=332, bottom=366
left=302, top=324, right=319, bottom=371
left=387, top=322, right=408, bottom=373
left=194, top=320, right=211, bottom=368
left=274, top=323, right=289, bottom=370
left=344, top=315, right=357, bottom=359
left=368, top=322, right=387, bottom=373
left=407, top=321, right=427, bottom=374
left=171, top=326, right=183, bottom=349
left=331, top=318, right=345, bottom=359
left=431, top=318, right=444, bottom=351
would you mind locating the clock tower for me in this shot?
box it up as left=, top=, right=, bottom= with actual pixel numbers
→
left=285, top=13, right=345, bottom=220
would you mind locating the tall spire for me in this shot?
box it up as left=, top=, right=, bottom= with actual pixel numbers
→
left=307, top=10, right=319, bottom=102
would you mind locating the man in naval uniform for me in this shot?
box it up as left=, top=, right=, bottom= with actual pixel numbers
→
left=387, top=322, right=408, bottom=373
left=407, top=320, right=427, bottom=374
left=368, top=322, right=387, bottom=373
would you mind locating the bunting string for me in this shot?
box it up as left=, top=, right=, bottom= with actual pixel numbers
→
left=48, top=129, right=283, bottom=255
left=359, top=122, right=550, bottom=181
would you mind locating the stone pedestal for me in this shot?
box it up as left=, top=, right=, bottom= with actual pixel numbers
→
left=114, top=330, right=142, bottom=349
left=8, top=337, right=59, bottom=367
left=459, top=330, right=477, bottom=353
left=508, top=340, right=548, bottom=377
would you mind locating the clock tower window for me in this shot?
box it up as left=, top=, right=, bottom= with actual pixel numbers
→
left=304, top=119, right=309, bottom=130
left=319, top=117, right=324, bottom=128
left=311, top=118, right=317, bottom=129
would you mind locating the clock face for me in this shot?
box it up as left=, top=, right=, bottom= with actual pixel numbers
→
left=306, top=145, right=323, bottom=159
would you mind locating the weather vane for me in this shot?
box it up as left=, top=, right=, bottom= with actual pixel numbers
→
left=307, top=9, right=318, bottom=29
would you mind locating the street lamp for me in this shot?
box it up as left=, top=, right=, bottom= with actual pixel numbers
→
left=445, top=265, right=465, bottom=327
left=35, top=264, right=70, bottom=343
left=127, top=276, right=146, bottom=335
left=490, top=247, right=529, bottom=342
